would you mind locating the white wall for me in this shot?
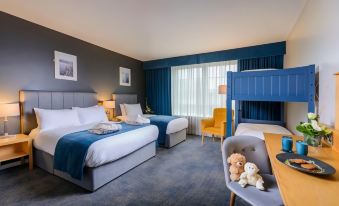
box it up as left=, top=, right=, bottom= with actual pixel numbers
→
left=285, top=0, right=339, bottom=134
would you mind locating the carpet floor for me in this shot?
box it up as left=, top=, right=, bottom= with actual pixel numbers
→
left=0, top=136, right=249, bottom=206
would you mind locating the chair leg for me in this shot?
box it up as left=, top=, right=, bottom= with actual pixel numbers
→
left=201, top=133, right=204, bottom=145
left=229, top=192, right=236, bottom=206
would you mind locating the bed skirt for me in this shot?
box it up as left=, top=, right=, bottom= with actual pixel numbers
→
left=34, top=141, right=156, bottom=192
left=163, top=129, right=187, bottom=148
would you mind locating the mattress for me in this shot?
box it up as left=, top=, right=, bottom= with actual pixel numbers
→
left=30, top=123, right=159, bottom=167
left=235, top=123, right=292, bottom=140
left=118, top=115, right=188, bottom=134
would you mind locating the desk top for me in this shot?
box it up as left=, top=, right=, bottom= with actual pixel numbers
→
left=264, top=133, right=339, bottom=206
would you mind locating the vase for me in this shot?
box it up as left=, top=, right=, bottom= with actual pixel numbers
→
left=303, top=134, right=322, bottom=147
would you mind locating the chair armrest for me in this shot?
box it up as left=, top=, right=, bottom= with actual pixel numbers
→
left=201, top=118, right=214, bottom=129
left=221, top=121, right=226, bottom=136
left=223, top=120, right=235, bottom=136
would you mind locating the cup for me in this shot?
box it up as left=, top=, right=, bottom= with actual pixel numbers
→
left=296, top=140, right=308, bottom=156
left=282, top=136, right=293, bottom=152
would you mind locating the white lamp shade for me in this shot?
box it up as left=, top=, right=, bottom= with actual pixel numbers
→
left=218, top=85, right=227, bottom=94
left=0, top=103, right=20, bottom=117
left=103, top=101, right=115, bottom=109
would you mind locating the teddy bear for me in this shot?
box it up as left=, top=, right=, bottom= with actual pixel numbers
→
left=227, top=153, right=246, bottom=181
left=238, top=162, right=265, bottom=190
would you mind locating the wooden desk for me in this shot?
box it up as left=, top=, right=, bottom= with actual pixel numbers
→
left=265, top=133, right=339, bottom=206
left=0, top=134, right=33, bottom=170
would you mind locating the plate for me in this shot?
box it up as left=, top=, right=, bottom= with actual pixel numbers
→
left=276, top=153, right=336, bottom=175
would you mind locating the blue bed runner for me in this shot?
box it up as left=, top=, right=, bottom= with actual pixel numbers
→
left=54, top=123, right=149, bottom=180
left=148, top=115, right=179, bottom=145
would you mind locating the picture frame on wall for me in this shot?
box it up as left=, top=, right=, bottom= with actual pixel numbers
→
left=54, top=51, right=77, bottom=81
left=120, top=67, right=131, bottom=86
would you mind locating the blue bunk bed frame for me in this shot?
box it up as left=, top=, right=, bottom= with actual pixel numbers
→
left=226, top=65, right=316, bottom=137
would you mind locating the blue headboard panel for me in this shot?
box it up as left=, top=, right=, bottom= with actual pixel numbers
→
left=226, top=65, right=315, bottom=137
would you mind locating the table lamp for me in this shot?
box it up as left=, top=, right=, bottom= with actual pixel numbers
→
left=0, top=103, right=20, bottom=136
left=103, top=100, right=115, bottom=121
left=218, top=85, right=227, bottom=94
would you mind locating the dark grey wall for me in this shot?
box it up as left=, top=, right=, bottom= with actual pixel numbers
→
left=0, top=12, right=145, bottom=134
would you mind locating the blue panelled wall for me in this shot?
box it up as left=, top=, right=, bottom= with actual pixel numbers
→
left=238, top=55, right=284, bottom=121
left=144, top=41, right=286, bottom=119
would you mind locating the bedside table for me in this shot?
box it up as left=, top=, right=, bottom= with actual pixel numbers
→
left=110, top=118, right=122, bottom=123
left=0, top=134, right=33, bottom=170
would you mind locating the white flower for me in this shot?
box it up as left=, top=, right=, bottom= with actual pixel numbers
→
left=311, top=120, right=322, bottom=131
left=302, top=122, right=311, bottom=127
left=307, top=113, right=318, bottom=120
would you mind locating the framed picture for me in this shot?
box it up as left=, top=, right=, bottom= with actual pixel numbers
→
left=120, top=67, right=131, bottom=86
left=54, top=51, right=77, bottom=81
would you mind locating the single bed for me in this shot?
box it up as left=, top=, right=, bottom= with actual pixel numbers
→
left=20, top=90, right=158, bottom=191
left=113, top=94, right=188, bottom=148
left=226, top=65, right=316, bottom=137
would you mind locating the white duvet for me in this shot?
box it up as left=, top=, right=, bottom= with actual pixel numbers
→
left=117, top=115, right=188, bottom=134
left=235, top=123, right=292, bottom=140
left=30, top=123, right=159, bottom=167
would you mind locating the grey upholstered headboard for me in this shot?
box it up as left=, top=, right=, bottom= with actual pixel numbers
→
left=19, top=90, right=98, bottom=134
left=112, top=94, right=138, bottom=116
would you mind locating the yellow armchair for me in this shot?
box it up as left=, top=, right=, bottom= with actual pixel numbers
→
left=201, top=108, right=233, bottom=145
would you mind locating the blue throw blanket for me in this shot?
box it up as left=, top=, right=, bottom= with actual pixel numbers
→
left=148, top=115, right=179, bottom=145
left=54, top=123, right=149, bottom=180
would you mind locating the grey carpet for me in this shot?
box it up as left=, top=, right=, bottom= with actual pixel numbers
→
left=0, top=136, right=250, bottom=206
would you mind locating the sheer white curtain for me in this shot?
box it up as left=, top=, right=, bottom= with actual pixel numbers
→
left=171, top=61, right=237, bottom=135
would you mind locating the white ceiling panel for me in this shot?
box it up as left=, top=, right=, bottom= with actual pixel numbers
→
left=0, top=0, right=307, bottom=61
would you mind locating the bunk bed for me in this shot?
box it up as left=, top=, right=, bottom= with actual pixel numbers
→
left=226, top=65, right=316, bottom=137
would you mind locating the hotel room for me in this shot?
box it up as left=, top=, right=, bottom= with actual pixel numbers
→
left=0, top=0, right=338, bottom=206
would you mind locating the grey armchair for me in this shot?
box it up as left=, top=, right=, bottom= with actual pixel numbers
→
left=222, top=135, right=284, bottom=206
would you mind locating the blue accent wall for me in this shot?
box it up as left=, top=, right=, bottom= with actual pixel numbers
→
left=144, top=41, right=286, bottom=69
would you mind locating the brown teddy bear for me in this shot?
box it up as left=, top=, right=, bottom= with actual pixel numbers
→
left=227, top=153, right=246, bottom=181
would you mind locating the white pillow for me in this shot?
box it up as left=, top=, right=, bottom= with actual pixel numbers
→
left=124, top=104, right=143, bottom=116
left=34, top=108, right=81, bottom=131
left=72, top=106, right=108, bottom=124
left=120, top=104, right=126, bottom=116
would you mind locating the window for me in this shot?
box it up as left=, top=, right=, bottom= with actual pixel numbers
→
left=171, top=61, right=237, bottom=134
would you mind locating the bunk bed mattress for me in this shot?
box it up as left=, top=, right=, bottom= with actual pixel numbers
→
left=235, top=123, right=292, bottom=140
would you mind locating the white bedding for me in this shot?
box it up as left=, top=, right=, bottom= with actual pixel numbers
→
left=235, top=123, right=292, bottom=140
left=117, top=115, right=188, bottom=134
left=30, top=123, right=159, bottom=167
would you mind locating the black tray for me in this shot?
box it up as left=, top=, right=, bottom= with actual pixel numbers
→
left=276, top=153, right=336, bottom=175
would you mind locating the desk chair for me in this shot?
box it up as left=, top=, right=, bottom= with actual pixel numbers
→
left=221, top=135, right=283, bottom=206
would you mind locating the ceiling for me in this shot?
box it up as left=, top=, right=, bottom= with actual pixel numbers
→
left=0, top=0, right=307, bottom=61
